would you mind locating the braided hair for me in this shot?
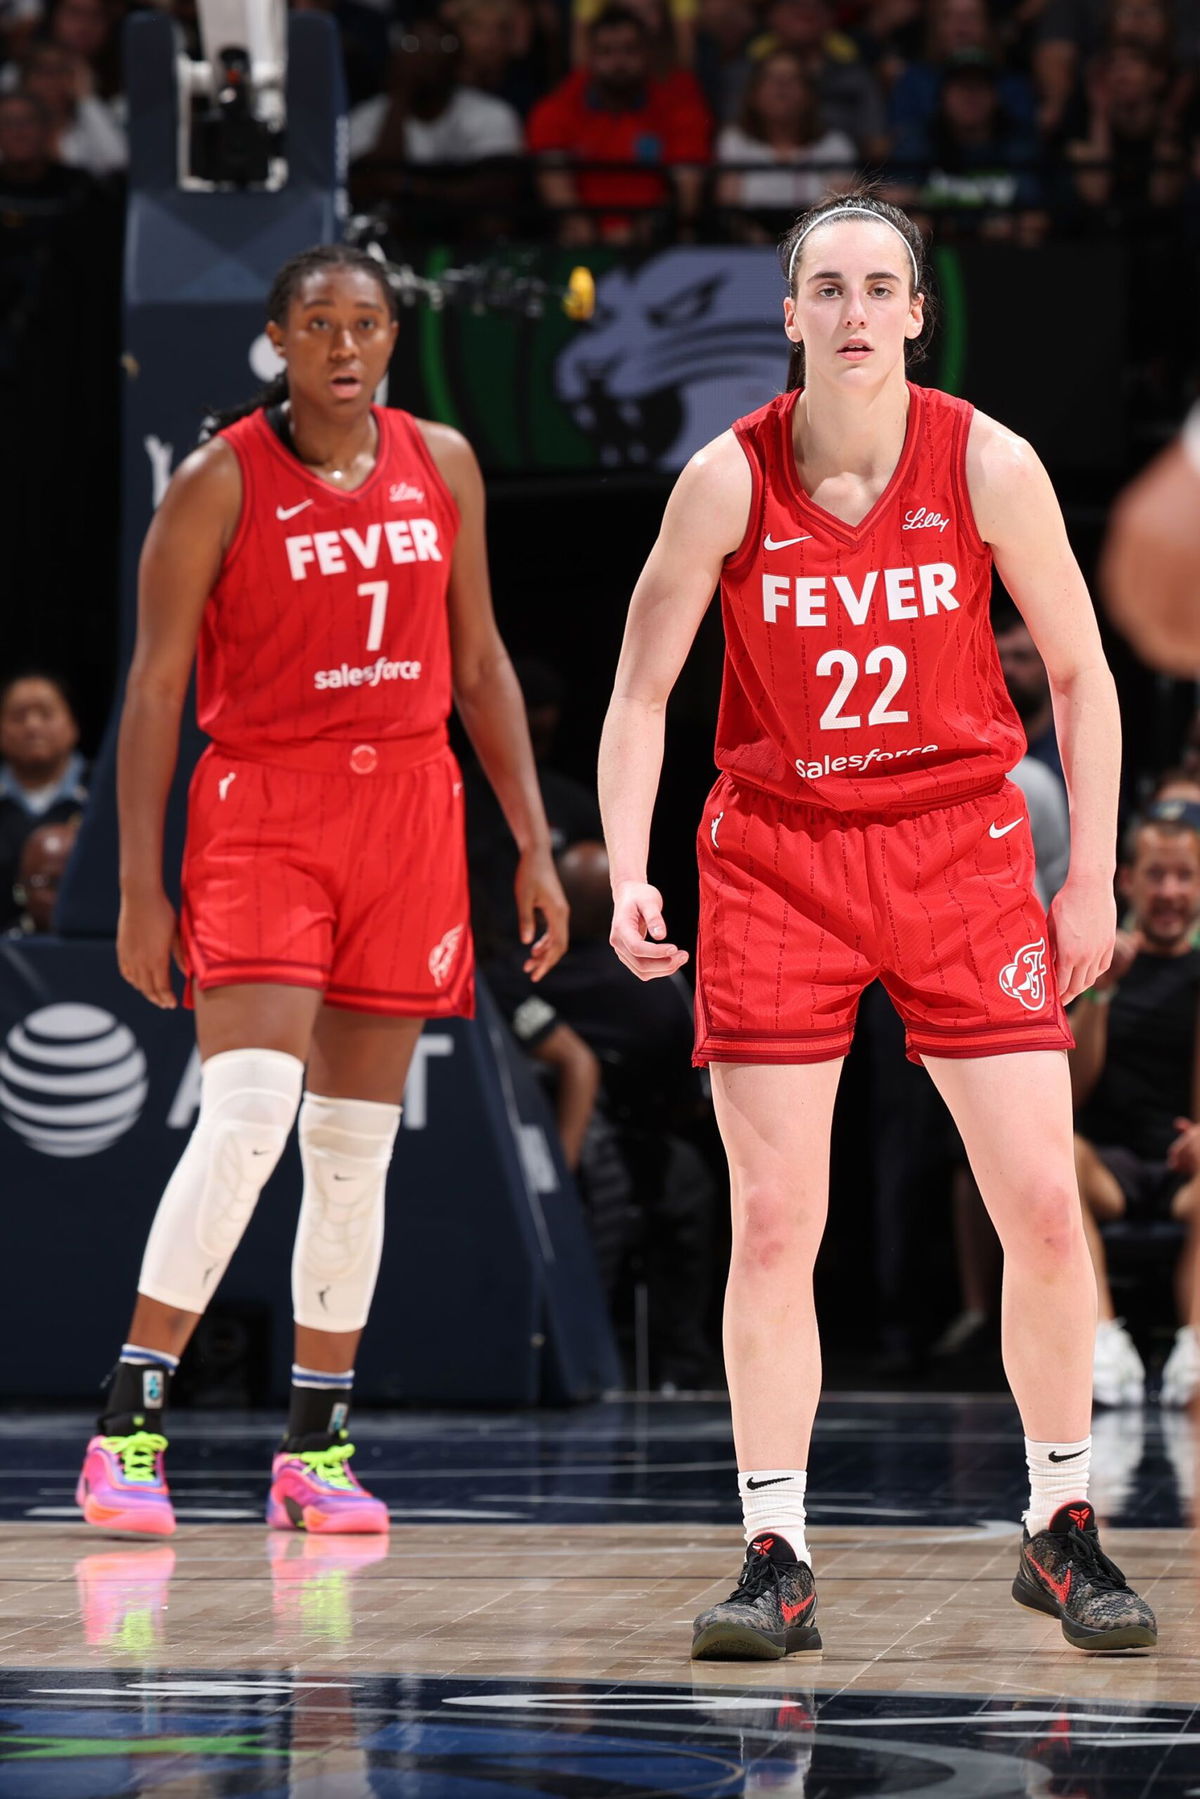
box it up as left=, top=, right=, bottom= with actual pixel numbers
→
left=778, top=191, right=936, bottom=392
left=200, top=244, right=397, bottom=441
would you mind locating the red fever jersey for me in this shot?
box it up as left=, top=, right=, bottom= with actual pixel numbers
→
left=199, top=405, right=458, bottom=756
left=717, top=382, right=1025, bottom=814
left=178, top=405, right=474, bottom=1018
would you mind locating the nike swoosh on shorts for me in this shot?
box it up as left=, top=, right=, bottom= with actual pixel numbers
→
left=989, top=819, right=1021, bottom=839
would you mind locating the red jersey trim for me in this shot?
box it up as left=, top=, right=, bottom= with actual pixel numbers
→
left=724, top=417, right=768, bottom=580
left=948, top=399, right=990, bottom=560
left=394, top=412, right=463, bottom=537
left=218, top=429, right=257, bottom=576
left=775, top=383, right=924, bottom=543
left=242, top=403, right=393, bottom=507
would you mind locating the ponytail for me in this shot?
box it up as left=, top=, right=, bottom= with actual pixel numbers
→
left=199, top=371, right=289, bottom=444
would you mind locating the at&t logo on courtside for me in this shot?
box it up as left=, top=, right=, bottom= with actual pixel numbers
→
left=999, top=940, right=1048, bottom=1012
left=0, top=1004, right=148, bottom=1157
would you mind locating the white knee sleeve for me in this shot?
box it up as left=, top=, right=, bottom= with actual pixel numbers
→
left=292, top=1093, right=401, bottom=1333
left=138, top=1049, right=304, bottom=1313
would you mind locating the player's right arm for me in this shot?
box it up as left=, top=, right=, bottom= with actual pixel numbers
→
left=117, top=440, right=242, bottom=1008
left=599, top=430, right=750, bottom=980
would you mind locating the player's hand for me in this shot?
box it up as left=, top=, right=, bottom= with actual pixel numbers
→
left=1168, top=1117, right=1200, bottom=1176
left=1048, top=878, right=1117, bottom=1007
left=117, top=886, right=182, bottom=1009
left=610, top=880, right=689, bottom=981
left=515, top=846, right=569, bottom=982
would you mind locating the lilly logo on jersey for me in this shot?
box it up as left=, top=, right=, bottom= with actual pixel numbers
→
left=902, top=507, right=951, bottom=532
left=762, top=564, right=958, bottom=627
left=999, top=939, right=1048, bottom=1011
left=285, top=520, right=442, bottom=582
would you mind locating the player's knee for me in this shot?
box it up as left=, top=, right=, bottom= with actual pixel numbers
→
left=292, top=1094, right=402, bottom=1333
left=730, top=1182, right=817, bottom=1273
left=1015, top=1185, right=1085, bottom=1265
left=139, top=1049, right=305, bottom=1312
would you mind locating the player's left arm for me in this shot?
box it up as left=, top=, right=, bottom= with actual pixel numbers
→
left=420, top=419, right=569, bottom=982
left=967, top=410, right=1119, bottom=1004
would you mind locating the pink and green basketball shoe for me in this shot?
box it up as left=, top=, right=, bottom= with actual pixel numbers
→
left=267, top=1435, right=389, bottom=1535
left=76, top=1429, right=176, bottom=1536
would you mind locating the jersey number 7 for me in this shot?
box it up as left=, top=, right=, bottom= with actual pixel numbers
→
left=359, top=581, right=389, bottom=652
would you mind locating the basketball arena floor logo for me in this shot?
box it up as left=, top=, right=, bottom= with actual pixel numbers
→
left=0, top=1004, right=149, bottom=1158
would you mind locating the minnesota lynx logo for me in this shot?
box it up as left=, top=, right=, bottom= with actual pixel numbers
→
left=554, top=249, right=783, bottom=469
left=999, top=939, right=1048, bottom=1011
left=429, top=925, right=465, bottom=989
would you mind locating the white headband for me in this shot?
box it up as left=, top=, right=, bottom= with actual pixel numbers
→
left=787, top=206, right=920, bottom=288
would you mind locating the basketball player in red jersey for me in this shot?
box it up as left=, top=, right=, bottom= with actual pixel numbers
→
left=76, top=244, right=568, bottom=1537
left=599, top=193, right=1158, bottom=1654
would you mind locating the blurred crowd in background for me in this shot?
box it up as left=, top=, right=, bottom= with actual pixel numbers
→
left=2, top=0, right=1199, bottom=245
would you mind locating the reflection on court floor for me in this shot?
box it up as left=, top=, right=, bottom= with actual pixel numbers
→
left=0, top=1397, right=1195, bottom=1796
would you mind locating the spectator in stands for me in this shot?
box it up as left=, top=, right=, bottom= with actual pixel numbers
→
left=40, top=0, right=122, bottom=102
left=349, top=20, right=522, bottom=164
left=445, top=0, right=546, bottom=117
left=715, top=48, right=857, bottom=232
left=888, top=0, right=1036, bottom=138
left=994, top=602, right=1064, bottom=786
left=527, top=5, right=710, bottom=244
left=1034, top=0, right=1190, bottom=137
left=0, top=672, right=87, bottom=933
left=887, top=52, right=1046, bottom=236
left=1072, top=815, right=1200, bottom=1408
left=543, top=839, right=719, bottom=1388
left=752, top=0, right=887, bottom=160
left=348, top=20, right=523, bottom=234
left=850, top=0, right=925, bottom=95
left=570, top=0, right=696, bottom=72
left=1065, top=44, right=1184, bottom=225
left=0, top=0, right=40, bottom=65
left=19, top=42, right=125, bottom=175
left=693, top=0, right=757, bottom=125
left=8, top=813, right=79, bottom=935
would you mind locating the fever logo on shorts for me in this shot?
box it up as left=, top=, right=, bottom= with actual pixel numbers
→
left=429, top=925, right=465, bottom=989
left=0, top=1003, right=149, bottom=1157
left=998, top=940, right=1048, bottom=1012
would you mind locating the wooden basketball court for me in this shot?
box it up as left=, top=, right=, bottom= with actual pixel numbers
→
left=0, top=1395, right=1195, bottom=1795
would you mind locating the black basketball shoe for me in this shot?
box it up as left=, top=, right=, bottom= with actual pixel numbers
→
left=1012, top=1500, right=1157, bottom=1651
left=691, top=1532, right=821, bottom=1661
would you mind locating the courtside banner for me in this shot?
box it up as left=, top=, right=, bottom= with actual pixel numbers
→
left=0, top=941, right=618, bottom=1405
left=389, top=240, right=1126, bottom=476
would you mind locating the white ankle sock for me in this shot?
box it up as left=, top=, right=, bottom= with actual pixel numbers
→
left=1024, top=1435, right=1091, bottom=1534
left=738, top=1469, right=809, bottom=1566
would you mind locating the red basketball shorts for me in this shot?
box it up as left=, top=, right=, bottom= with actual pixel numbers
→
left=180, top=739, right=474, bottom=1017
left=694, top=774, right=1073, bottom=1066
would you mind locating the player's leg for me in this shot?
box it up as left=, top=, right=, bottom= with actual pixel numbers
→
left=690, top=1057, right=841, bottom=1661
left=266, top=1007, right=423, bottom=1536
left=78, top=984, right=318, bottom=1536
left=925, top=1049, right=1156, bottom=1650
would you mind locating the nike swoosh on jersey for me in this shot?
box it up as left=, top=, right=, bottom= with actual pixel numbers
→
left=989, top=819, right=1021, bottom=839
left=276, top=500, right=313, bottom=520
left=763, top=533, right=812, bottom=550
